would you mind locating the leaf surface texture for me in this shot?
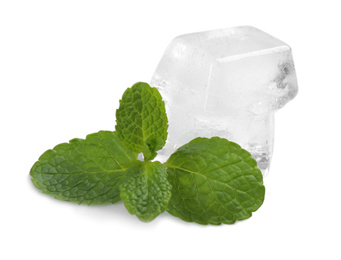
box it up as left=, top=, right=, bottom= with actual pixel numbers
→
left=30, top=131, right=138, bottom=204
left=120, top=161, right=171, bottom=222
left=165, top=137, right=265, bottom=225
left=116, top=82, right=168, bottom=160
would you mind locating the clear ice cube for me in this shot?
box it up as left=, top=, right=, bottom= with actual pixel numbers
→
left=151, top=26, right=298, bottom=174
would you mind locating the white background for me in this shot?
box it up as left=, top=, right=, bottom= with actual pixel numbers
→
left=1, top=1, right=340, bottom=259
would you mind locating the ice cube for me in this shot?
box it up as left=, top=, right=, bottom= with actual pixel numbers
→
left=151, top=26, right=298, bottom=174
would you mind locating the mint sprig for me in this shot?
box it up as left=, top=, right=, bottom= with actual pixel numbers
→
left=30, top=82, right=265, bottom=224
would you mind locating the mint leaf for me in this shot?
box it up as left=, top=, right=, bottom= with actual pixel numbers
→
left=115, top=82, right=168, bottom=161
left=165, top=137, right=265, bottom=225
left=30, top=131, right=138, bottom=205
left=119, top=161, right=171, bottom=222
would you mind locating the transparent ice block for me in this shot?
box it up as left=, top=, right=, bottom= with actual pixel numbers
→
left=151, top=26, right=298, bottom=174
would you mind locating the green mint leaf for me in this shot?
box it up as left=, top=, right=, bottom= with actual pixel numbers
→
left=115, top=82, right=168, bottom=161
left=30, top=131, right=138, bottom=205
left=119, top=161, right=171, bottom=222
left=164, top=137, right=265, bottom=225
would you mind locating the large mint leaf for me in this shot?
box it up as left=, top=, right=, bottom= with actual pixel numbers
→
left=30, top=131, right=138, bottom=205
left=165, top=137, right=265, bottom=225
left=115, top=82, right=168, bottom=161
left=119, top=161, right=171, bottom=222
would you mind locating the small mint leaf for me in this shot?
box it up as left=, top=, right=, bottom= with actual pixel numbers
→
left=115, top=82, right=168, bottom=161
left=119, top=161, right=171, bottom=222
left=165, top=137, right=265, bottom=225
left=30, top=131, right=138, bottom=205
